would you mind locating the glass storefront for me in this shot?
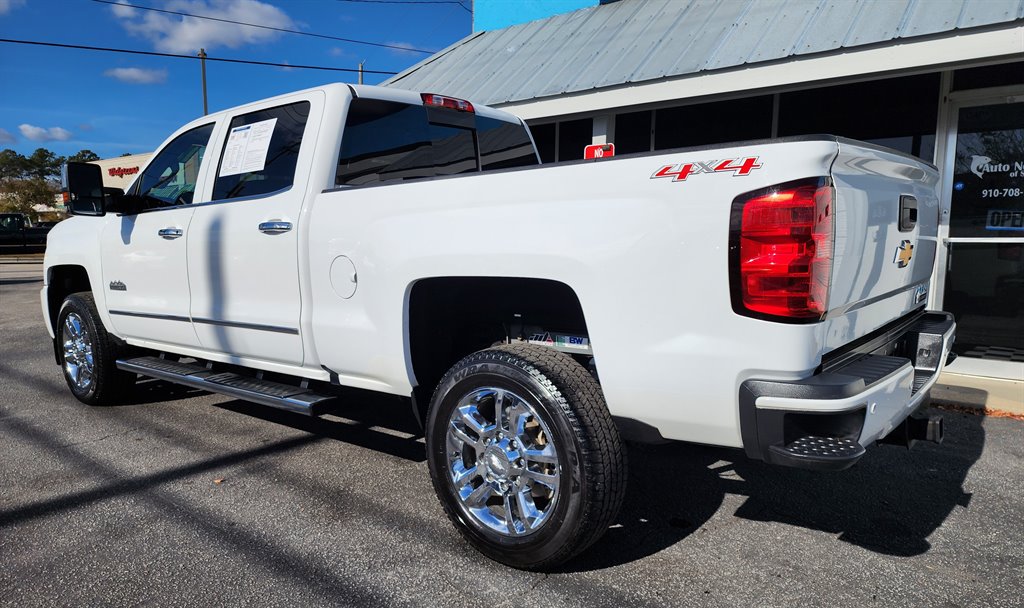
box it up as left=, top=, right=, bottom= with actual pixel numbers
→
left=943, top=102, right=1024, bottom=362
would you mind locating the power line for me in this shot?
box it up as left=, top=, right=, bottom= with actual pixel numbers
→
left=91, top=0, right=436, bottom=54
left=0, top=38, right=399, bottom=74
left=336, top=0, right=471, bottom=13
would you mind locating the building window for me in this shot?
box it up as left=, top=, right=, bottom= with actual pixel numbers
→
left=614, top=110, right=652, bottom=155
left=777, top=74, right=940, bottom=160
left=952, top=61, right=1024, bottom=91
left=558, top=118, right=593, bottom=162
left=529, top=123, right=556, bottom=164
left=655, top=96, right=772, bottom=151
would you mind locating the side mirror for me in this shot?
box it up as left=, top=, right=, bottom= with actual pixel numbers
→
left=61, top=162, right=108, bottom=216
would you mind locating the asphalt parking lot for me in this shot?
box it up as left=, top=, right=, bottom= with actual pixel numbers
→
left=1, top=259, right=1022, bottom=607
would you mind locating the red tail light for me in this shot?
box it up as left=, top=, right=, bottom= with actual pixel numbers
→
left=421, top=93, right=474, bottom=113
left=730, top=178, right=834, bottom=322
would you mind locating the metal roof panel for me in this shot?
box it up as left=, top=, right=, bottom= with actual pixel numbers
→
left=384, top=0, right=1024, bottom=106
left=843, top=0, right=914, bottom=46
left=902, top=0, right=966, bottom=37
left=957, top=0, right=1024, bottom=28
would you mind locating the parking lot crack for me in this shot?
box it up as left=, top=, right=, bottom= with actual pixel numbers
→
left=527, top=573, right=548, bottom=592
left=58, top=430, right=131, bottom=449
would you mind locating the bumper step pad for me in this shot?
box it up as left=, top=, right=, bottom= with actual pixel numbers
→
left=768, top=435, right=866, bottom=469
left=117, top=355, right=335, bottom=416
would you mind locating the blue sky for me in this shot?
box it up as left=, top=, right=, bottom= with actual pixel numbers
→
left=0, top=0, right=472, bottom=158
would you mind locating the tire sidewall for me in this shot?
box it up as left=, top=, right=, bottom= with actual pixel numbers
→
left=426, top=354, right=587, bottom=568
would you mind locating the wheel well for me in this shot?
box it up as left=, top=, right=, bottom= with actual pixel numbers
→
left=47, top=265, right=92, bottom=334
left=408, top=277, right=589, bottom=421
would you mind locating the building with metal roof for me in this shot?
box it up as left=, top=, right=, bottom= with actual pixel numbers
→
left=386, top=0, right=1024, bottom=401
left=387, top=0, right=1023, bottom=118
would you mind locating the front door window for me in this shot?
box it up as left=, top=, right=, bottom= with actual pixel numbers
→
left=132, top=123, right=215, bottom=208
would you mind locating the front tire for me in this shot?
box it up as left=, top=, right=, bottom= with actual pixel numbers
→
left=57, top=292, right=135, bottom=405
left=425, top=343, right=626, bottom=570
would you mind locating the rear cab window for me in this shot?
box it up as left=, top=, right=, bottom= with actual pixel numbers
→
left=335, top=96, right=538, bottom=187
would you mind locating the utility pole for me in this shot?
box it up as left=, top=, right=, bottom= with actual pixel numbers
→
left=198, top=48, right=209, bottom=116
left=358, top=60, right=364, bottom=85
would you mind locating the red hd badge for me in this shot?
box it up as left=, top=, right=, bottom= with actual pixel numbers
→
left=584, top=143, right=615, bottom=159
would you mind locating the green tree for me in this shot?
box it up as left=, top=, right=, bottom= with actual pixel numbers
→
left=25, top=148, right=64, bottom=180
left=0, top=149, right=28, bottom=180
left=0, top=147, right=64, bottom=221
left=0, top=178, right=58, bottom=221
left=68, top=149, right=101, bottom=163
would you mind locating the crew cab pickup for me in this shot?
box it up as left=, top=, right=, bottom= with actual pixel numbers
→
left=0, top=213, right=50, bottom=253
left=45, top=83, right=955, bottom=569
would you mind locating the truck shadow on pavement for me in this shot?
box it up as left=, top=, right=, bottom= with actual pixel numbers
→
left=560, top=407, right=982, bottom=572
left=203, top=387, right=983, bottom=571
left=211, top=388, right=427, bottom=463
left=68, top=372, right=986, bottom=573
left=128, top=378, right=211, bottom=405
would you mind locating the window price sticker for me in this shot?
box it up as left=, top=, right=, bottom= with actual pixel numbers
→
left=219, top=117, right=277, bottom=177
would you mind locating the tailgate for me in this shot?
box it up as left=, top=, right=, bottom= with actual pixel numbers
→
left=823, top=139, right=941, bottom=350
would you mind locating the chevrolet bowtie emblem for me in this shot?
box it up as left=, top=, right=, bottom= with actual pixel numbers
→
left=894, top=240, right=914, bottom=268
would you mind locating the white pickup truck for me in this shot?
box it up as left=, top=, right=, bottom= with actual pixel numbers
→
left=47, top=83, right=954, bottom=569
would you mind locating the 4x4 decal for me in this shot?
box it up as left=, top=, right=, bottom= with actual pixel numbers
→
left=651, top=157, right=762, bottom=182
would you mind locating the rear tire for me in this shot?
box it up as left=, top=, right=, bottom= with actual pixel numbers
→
left=56, top=292, right=135, bottom=405
left=425, top=343, right=626, bottom=570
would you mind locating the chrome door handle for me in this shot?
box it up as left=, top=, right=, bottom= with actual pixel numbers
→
left=258, top=221, right=293, bottom=234
left=158, top=228, right=183, bottom=239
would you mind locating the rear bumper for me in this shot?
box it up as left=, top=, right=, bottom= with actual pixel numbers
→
left=739, top=311, right=955, bottom=471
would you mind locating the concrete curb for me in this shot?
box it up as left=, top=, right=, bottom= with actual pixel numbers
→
left=933, top=372, right=1024, bottom=416
left=0, top=256, right=44, bottom=264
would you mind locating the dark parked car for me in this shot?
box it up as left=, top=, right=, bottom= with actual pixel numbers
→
left=0, top=213, right=51, bottom=254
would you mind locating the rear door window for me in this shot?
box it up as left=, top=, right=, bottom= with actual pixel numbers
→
left=213, top=101, right=311, bottom=201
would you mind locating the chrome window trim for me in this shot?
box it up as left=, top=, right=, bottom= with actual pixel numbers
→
left=119, top=186, right=295, bottom=216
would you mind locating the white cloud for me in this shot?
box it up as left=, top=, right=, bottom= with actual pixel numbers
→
left=0, top=0, right=26, bottom=16
left=110, top=0, right=137, bottom=18
left=387, top=41, right=423, bottom=56
left=111, top=0, right=296, bottom=54
left=0, top=128, right=16, bottom=144
left=104, top=67, right=168, bottom=84
left=18, top=124, right=73, bottom=142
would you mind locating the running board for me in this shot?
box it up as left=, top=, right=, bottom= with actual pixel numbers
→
left=116, top=356, right=335, bottom=416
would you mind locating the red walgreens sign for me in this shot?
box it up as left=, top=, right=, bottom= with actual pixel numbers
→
left=584, top=143, right=615, bottom=159
left=108, top=166, right=140, bottom=178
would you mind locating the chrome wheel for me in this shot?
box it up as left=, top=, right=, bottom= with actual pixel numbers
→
left=446, top=387, right=560, bottom=537
left=62, top=312, right=94, bottom=391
